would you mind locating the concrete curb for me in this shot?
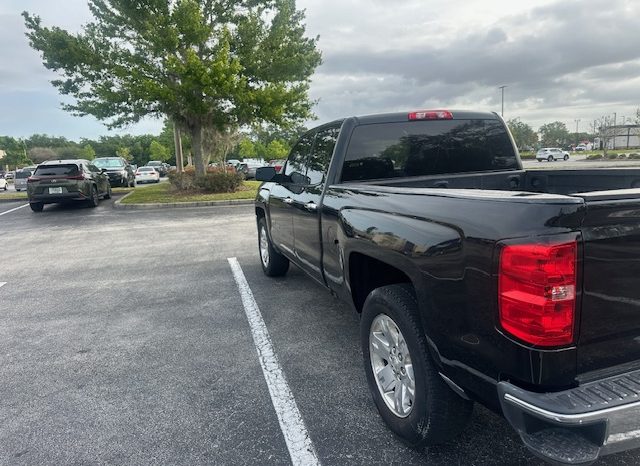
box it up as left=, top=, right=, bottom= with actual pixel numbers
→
left=0, top=197, right=27, bottom=203
left=113, top=191, right=254, bottom=210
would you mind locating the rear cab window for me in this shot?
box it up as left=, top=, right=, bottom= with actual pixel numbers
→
left=341, top=119, right=518, bottom=182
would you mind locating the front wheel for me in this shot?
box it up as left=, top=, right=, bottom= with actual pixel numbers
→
left=564, top=154, right=569, bottom=161
left=104, top=185, right=112, bottom=199
left=258, top=217, right=289, bottom=276
left=361, top=284, right=473, bottom=447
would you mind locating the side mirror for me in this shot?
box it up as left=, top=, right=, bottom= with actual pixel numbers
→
left=256, top=166, right=277, bottom=182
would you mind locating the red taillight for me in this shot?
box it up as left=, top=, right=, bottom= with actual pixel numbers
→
left=27, top=176, right=40, bottom=183
left=408, top=110, right=453, bottom=121
left=499, top=241, right=577, bottom=347
left=66, top=175, right=85, bottom=180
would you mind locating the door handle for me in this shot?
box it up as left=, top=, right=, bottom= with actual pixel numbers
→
left=283, top=197, right=294, bottom=204
left=304, top=202, right=317, bottom=212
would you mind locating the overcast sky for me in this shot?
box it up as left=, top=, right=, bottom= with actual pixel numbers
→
left=1, top=0, right=639, bottom=140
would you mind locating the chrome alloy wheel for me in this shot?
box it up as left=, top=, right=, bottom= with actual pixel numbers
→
left=259, top=225, right=270, bottom=268
left=369, top=314, right=416, bottom=418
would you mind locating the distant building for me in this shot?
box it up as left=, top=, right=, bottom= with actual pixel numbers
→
left=605, top=125, right=640, bottom=149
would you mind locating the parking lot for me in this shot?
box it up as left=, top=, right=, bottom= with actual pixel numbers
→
left=0, top=197, right=638, bottom=465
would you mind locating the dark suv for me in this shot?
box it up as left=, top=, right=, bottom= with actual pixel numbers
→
left=93, top=157, right=135, bottom=187
left=27, top=159, right=111, bottom=212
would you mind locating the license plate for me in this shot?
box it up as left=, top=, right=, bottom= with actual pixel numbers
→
left=49, top=187, right=63, bottom=194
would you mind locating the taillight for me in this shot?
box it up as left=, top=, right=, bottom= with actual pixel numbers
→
left=27, top=176, right=40, bottom=182
left=66, top=175, right=85, bottom=180
left=408, top=110, right=453, bottom=120
left=498, top=241, right=577, bottom=347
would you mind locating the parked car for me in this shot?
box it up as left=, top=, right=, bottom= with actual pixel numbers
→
left=255, top=109, right=640, bottom=464
left=536, top=147, right=569, bottom=161
left=93, top=156, right=135, bottom=187
left=135, top=166, right=160, bottom=184
left=14, top=166, right=37, bottom=191
left=575, top=144, right=588, bottom=151
left=27, top=159, right=111, bottom=212
left=237, top=160, right=265, bottom=179
left=268, top=159, right=286, bottom=173
left=146, top=160, right=167, bottom=176
left=226, top=159, right=241, bottom=168
left=0, top=176, right=7, bottom=191
left=5, top=171, right=15, bottom=180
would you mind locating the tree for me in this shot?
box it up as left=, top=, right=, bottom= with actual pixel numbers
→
left=539, top=121, right=570, bottom=147
left=23, top=0, right=322, bottom=178
left=592, top=115, right=616, bottom=156
left=149, top=140, right=171, bottom=162
left=28, top=147, right=57, bottom=163
left=265, top=139, right=289, bottom=160
left=237, top=138, right=257, bottom=159
left=507, top=118, right=538, bottom=150
left=81, top=144, right=96, bottom=160
left=116, top=147, right=132, bottom=161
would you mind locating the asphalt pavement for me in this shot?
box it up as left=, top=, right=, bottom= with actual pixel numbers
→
left=0, top=197, right=638, bottom=465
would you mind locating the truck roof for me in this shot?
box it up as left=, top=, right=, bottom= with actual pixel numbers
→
left=352, top=110, right=500, bottom=126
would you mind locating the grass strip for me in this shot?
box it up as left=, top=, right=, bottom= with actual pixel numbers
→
left=120, top=180, right=261, bottom=204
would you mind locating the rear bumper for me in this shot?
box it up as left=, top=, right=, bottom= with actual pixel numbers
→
left=29, top=192, right=88, bottom=204
left=499, top=369, right=640, bottom=464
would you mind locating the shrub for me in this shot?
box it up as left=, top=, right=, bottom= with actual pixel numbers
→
left=628, top=153, right=640, bottom=159
left=607, top=153, right=619, bottom=160
left=587, top=154, right=603, bottom=160
left=168, top=165, right=242, bottom=193
left=195, top=171, right=243, bottom=192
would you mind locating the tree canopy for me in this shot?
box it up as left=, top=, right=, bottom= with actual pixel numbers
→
left=539, top=121, right=570, bottom=147
left=23, top=0, right=321, bottom=176
left=507, top=118, right=538, bottom=150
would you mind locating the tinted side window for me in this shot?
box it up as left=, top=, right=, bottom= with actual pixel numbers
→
left=307, top=126, right=340, bottom=185
left=285, top=133, right=314, bottom=185
left=341, top=119, right=518, bottom=182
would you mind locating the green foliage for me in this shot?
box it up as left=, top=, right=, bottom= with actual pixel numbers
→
left=507, top=118, right=538, bottom=150
left=168, top=165, right=242, bottom=192
left=266, top=139, right=289, bottom=160
left=629, top=153, right=640, bottom=159
left=237, top=138, right=257, bottom=159
left=0, top=136, right=32, bottom=168
left=116, top=147, right=132, bottom=161
left=149, top=140, right=170, bottom=162
left=539, top=121, right=570, bottom=147
left=23, top=0, right=322, bottom=177
left=587, top=153, right=603, bottom=160
left=82, top=144, right=96, bottom=160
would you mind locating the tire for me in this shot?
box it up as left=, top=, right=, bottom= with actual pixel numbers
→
left=547, top=155, right=553, bottom=162
left=361, top=284, right=473, bottom=447
left=155, top=179, right=160, bottom=183
left=104, top=185, right=112, bottom=199
left=29, top=202, right=44, bottom=212
left=15, top=188, right=20, bottom=192
left=88, top=185, right=99, bottom=208
left=257, top=216, right=289, bottom=276
left=564, top=154, right=569, bottom=161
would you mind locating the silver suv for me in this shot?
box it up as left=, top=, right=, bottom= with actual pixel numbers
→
left=14, top=166, right=37, bottom=191
left=536, top=148, right=569, bottom=162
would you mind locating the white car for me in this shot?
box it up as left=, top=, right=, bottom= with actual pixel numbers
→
left=135, top=166, right=160, bottom=184
left=0, top=176, right=7, bottom=191
left=536, top=147, right=569, bottom=162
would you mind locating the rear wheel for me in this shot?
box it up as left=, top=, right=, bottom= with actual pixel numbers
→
left=361, top=284, right=473, bottom=447
left=29, top=202, right=44, bottom=212
left=104, top=185, right=112, bottom=199
left=88, top=186, right=99, bottom=208
left=258, top=217, right=289, bottom=276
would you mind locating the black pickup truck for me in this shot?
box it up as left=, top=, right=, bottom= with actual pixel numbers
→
left=254, top=110, right=640, bottom=464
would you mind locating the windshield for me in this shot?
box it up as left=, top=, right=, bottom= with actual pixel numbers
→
left=94, top=158, right=125, bottom=168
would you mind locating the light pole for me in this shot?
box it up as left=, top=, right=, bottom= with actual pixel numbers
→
left=499, top=85, right=507, bottom=117
left=574, top=119, right=580, bottom=145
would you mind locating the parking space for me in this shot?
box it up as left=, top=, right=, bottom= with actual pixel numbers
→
left=0, top=201, right=637, bottom=465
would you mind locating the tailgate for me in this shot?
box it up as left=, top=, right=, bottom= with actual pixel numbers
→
left=577, top=190, right=640, bottom=378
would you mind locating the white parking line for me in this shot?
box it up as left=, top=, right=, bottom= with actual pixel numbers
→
left=227, top=257, right=320, bottom=466
left=0, top=282, right=5, bottom=289
left=0, top=203, right=29, bottom=217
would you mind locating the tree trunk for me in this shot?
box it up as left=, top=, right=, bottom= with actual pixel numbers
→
left=190, top=123, right=206, bottom=176
left=173, top=121, right=183, bottom=173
